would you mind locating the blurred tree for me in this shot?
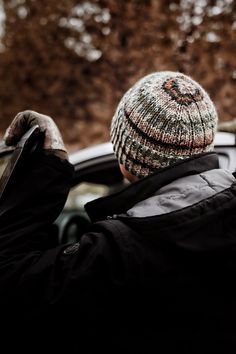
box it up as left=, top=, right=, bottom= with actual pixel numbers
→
left=0, top=0, right=235, bottom=150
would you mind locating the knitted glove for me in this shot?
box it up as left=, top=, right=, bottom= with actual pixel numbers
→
left=4, top=110, right=68, bottom=160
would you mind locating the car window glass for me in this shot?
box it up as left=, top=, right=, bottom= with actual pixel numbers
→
left=0, top=155, right=11, bottom=179
left=64, top=182, right=110, bottom=211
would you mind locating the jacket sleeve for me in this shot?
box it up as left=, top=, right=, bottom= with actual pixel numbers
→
left=0, top=150, right=125, bottom=310
left=16, top=220, right=125, bottom=308
left=0, top=219, right=125, bottom=312
left=0, top=150, right=74, bottom=254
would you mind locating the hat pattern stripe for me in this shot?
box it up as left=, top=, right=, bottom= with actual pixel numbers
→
left=192, top=97, right=206, bottom=148
left=186, top=110, right=195, bottom=154
left=124, top=109, right=195, bottom=150
left=115, top=133, right=200, bottom=169
left=118, top=142, right=161, bottom=171
left=162, top=78, right=204, bottom=106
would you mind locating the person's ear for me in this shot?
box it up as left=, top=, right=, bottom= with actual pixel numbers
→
left=119, top=164, right=139, bottom=183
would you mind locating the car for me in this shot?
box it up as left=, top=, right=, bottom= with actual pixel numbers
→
left=0, top=131, right=236, bottom=245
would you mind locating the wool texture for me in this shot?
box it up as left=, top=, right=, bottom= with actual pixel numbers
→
left=110, top=71, right=218, bottom=178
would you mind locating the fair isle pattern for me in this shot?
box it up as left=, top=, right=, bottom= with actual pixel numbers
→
left=110, top=71, right=218, bottom=178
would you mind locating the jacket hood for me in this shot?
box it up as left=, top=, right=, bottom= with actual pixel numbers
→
left=126, top=168, right=235, bottom=218
left=118, top=182, right=236, bottom=252
left=85, top=152, right=236, bottom=252
left=85, top=152, right=220, bottom=222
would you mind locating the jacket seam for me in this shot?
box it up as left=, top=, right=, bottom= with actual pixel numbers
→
left=199, top=173, right=222, bottom=193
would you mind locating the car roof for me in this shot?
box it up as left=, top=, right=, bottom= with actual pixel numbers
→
left=214, top=132, right=236, bottom=146
left=69, top=142, right=114, bottom=165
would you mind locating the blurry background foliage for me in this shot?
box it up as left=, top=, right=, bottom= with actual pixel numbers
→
left=0, top=0, right=235, bottom=151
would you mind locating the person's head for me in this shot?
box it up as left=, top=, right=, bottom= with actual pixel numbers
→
left=110, top=71, right=218, bottom=181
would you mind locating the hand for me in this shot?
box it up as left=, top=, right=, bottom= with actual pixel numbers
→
left=4, top=110, right=68, bottom=159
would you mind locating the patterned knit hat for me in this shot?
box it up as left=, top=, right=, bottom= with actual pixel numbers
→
left=110, top=71, right=218, bottom=178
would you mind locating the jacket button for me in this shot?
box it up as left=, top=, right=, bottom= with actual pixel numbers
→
left=63, top=242, right=80, bottom=255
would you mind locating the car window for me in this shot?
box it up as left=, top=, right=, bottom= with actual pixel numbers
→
left=55, top=178, right=127, bottom=245
left=0, top=155, right=11, bottom=179
left=64, top=182, right=110, bottom=211
left=65, top=178, right=128, bottom=212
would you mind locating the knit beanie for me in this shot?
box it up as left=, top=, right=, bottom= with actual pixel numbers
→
left=110, top=71, right=218, bottom=178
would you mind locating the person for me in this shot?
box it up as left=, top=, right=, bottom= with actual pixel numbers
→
left=1, top=71, right=236, bottom=353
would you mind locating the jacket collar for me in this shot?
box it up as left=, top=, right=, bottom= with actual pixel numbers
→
left=85, top=152, right=219, bottom=223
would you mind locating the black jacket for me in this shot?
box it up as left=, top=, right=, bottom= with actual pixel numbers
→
left=1, top=150, right=236, bottom=353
